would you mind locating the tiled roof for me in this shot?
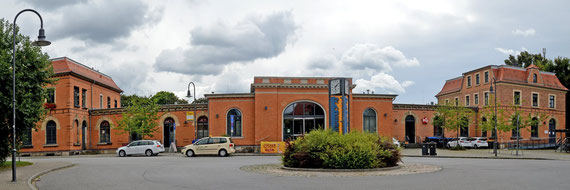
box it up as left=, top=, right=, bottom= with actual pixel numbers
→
left=492, top=66, right=568, bottom=91
left=51, top=57, right=123, bottom=92
left=435, top=77, right=463, bottom=96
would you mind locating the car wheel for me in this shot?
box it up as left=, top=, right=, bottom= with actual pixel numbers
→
left=119, top=150, right=126, bottom=157
left=145, top=149, right=153, bottom=157
left=218, top=149, right=228, bottom=157
left=186, top=150, right=194, bottom=157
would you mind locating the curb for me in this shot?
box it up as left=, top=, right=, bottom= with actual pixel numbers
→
left=28, top=163, right=76, bottom=190
left=281, top=165, right=401, bottom=172
left=402, top=155, right=556, bottom=160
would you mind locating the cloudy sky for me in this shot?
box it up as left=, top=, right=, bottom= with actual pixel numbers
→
left=2, top=0, right=570, bottom=104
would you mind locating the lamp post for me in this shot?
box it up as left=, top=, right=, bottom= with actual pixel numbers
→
left=186, top=82, right=196, bottom=103
left=489, top=78, right=498, bottom=157
left=11, top=9, right=51, bottom=182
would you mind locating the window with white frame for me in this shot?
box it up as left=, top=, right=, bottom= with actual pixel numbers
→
left=484, top=71, right=489, bottom=83
left=467, top=76, right=472, bottom=87
left=484, top=92, right=489, bottom=106
left=465, top=95, right=470, bottom=106
left=532, top=93, right=539, bottom=107
left=474, top=93, right=479, bottom=105
left=514, top=91, right=521, bottom=106
left=549, top=95, right=555, bottom=108
left=475, top=74, right=480, bottom=85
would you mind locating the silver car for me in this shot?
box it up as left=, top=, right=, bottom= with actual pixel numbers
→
left=117, top=140, right=165, bottom=157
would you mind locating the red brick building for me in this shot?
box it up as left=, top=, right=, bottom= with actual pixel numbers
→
left=20, top=58, right=567, bottom=155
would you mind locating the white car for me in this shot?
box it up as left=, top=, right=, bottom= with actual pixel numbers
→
left=470, top=137, right=489, bottom=149
left=117, top=140, right=165, bottom=157
left=447, top=137, right=474, bottom=148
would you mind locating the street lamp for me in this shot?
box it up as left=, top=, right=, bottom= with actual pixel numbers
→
left=11, top=9, right=51, bottom=182
left=186, top=82, right=196, bottom=103
left=489, top=78, right=498, bottom=157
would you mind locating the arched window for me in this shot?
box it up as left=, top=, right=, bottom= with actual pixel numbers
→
left=531, top=117, right=539, bottom=138
left=46, top=120, right=57, bottom=144
left=533, top=74, right=537, bottom=83
left=481, top=117, right=488, bottom=137
left=283, top=102, right=325, bottom=140
left=227, top=109, right=242, bottom=137
left=75, top=120, right=80, bottom=144
left=363, top=108, right=377, bottom=133
left=100, top=121, right=110, bottom=143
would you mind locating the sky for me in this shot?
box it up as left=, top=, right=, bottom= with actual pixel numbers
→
left=2, top=0, right=570, bottom=104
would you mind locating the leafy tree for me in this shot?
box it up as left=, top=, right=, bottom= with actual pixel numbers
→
left=433, top=101, right=475, bottom=141
left=0, top=19, right=54, bottom=163
left=504, top=51, right=550, bottom=69
left=192, top=97, right=208, bottom=104
left=151, top=91, right=188, bottom=105
left=114, top=97, right=163, bottom=139
left=120, top=94, right=150, bottom=107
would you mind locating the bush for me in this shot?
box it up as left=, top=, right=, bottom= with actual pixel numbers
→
left=282, top=129, right=401, bottom=169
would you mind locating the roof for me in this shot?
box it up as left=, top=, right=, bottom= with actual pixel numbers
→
left=437, top=65, right=568, bottom=97
left=50, top=57, right=123, bottom=93
left=435, top=77, right=463, bottom=97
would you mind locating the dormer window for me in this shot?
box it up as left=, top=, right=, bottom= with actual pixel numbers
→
left=533, top=74, right=537, bottom=83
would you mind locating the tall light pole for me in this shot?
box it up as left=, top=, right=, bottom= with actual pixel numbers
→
left=186, top=82, right=196, bottom=103
left=489, top=78, right=498, bottom=157
left=11, top=9, right=51, bottom=182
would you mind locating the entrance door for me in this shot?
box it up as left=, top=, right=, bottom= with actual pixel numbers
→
left=197, top=116, right=209, bottom=139
left=81, top=121, right=87, bottom=150
left=549, top=119, right=556, bottom=144
left=405, top=115, right=416, bottom=143
left=164, top=118, right=175, bottom=147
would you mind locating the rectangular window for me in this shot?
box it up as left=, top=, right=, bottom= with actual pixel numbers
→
left=467, top=76, right=472, bottom=87
left=81, top=89, right=87, bottom=108
left=484, top=71, right=489, bottom=83
left=107, top=97, right=111, bottom=108
left=475, top=74, right=480, bottom=85
left=484, top=92, right=489, bottom=106
left=99, top=95, right=103, bottom=108
left=549, top=95, right=555, bottom=108
left=532, top=93, right=539, bottom=107
left=74, top=86, right=80, bottom=108
left=46, top=88, right=55, bottom=104
left=514, top=91, right=521, bottom=106
left=23, top=127, right=32, bottom=146
left=114, top=100, right=118, bottom=108
left=455, top=97, right=459, bottom=106
left=445, top=99, right=449, bottom=104
left=465, top=95, right=470, bottom=106
left=474, top=94, right=479, bottom=105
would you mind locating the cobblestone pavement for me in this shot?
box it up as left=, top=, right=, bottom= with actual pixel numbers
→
left=0, top=161, right=72, bottom=190
left=401, top=148, right=570, bottom=160
left=240, top=163, right=441, bottom=177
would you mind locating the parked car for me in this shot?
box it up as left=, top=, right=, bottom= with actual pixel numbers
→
left=181, top=137, right=235, bottom=157
left=392, top=138, right=401, bottom=147
left=447, top=137, right=474, bottom=148
left=117, top=140, right=165, bottom=157
left=470, top=137, right=489, bottom=149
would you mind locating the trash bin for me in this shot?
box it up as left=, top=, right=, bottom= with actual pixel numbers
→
left=421, top=143, right=429, bottom=155
left=429, top=142, right=437, bottom=156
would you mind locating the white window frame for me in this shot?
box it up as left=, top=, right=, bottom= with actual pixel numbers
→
left=549, top=94, right=556, bottom=109
left=484, top=91, right=489, bottom=106
left=484, top=71, right=489, bottom=83
left=475, top=73, right=480, bottom=85
left=465, top=95, right=470, bottom=106
left=531, top=92, right=539, bottom=107
left=474, top=93, right=479, bottom=105
left=513, top=90, right=521, bottom=106
left=467, top=75, right=472, bottom=87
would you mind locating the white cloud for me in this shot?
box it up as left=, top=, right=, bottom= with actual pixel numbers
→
left=512, top=28, right=536, bottom=37
left=495, top=47, right=528, bottom=56
left=154, top=10, right=298, bottom=75
left=341, top=44, right=420, bottom=72
left=354, top=73, right=415, bottom=94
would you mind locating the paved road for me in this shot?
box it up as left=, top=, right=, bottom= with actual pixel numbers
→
left=29, top=154, right=570, bottom=190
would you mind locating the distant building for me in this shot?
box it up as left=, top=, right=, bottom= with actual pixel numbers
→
left=20, top=58, right=567, bottom=155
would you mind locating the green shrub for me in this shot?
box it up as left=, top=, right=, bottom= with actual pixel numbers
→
left=282, top=129, right=401, bottom=169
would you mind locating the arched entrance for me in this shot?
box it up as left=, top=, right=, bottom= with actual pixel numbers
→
left=164, top=118, right=175, bottom=147
left=405, top=115, right=415, bottom=143
left=549, top=119, right=556, bottom=144
left=197, top=116, right=209, bottom=139
left=283, top=101, right=325, bottom=141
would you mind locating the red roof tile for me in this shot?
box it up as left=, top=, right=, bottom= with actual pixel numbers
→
left=51, top=57, right=123, bottom=92
left=435, top=77, right=463, bottom=96
left=493, top=66, right=568, bottom=91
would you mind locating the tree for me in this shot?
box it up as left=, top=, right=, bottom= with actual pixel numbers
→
left=433, top=101, right=475, bottom=141
left=114, top=97, right=163, bottom=139
left=120, top=94, right=150, bottom=107
left=151, top=91, right=188, bottom=105
left=0, top=19, right=54, bottom=163
left=504, top=51, right=550, bottom=69
left=192, top=97, right=208, bottom=104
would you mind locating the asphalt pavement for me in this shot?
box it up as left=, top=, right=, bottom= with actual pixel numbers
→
left=25, top=154, right=570, bottom=190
